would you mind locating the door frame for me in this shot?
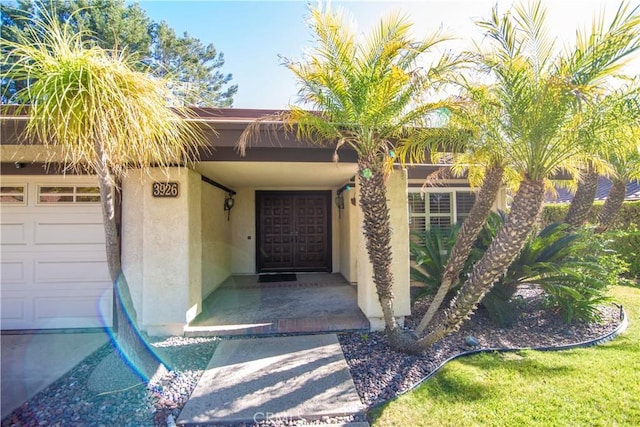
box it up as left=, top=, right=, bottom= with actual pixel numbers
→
left=255, top=190, right=332, bottom=273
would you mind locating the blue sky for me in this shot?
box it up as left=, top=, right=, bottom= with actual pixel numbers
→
left=137, top=1, right=639, bottom=109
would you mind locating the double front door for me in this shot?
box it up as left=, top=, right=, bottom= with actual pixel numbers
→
left=256, top=191, right=331, bottom=272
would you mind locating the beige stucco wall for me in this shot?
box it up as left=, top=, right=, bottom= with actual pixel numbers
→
left=493, top=187, right=508, bottom=211
left=201, top=184, right=232, bottom=299
left=121, top=175, right=145, bottom=322
left=230, top=188, right=256, bottom=274
left=356, top=168, right=411, bottom=330
left=338, top=187, right=358, bottom=283
left=121, top=167, right=202, bottom=336
left=186, top=172, right=202, bottom=325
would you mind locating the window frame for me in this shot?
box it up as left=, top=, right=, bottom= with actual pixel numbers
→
left=408, top=187, right=476, bottom=233
left=0, top=184, right=27, bottom=206
left=36, top=184, right=101, bottom=205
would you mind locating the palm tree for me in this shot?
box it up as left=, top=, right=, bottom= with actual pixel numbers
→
left=240, top=6, right=460, bottom=348
left=598, top=150, right=640, bottom=231
left=416, top=0, right=640, bottom=348
left=564, top=167, right=600, bottom=228
left=1, top=7, right=206, bottom=378
left=564, top=83, right=640, bottom=228
left=396, top=85, right=508, bottom=335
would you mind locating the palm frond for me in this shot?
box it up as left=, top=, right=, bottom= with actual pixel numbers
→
left=1, top=7, right=206, bottom=178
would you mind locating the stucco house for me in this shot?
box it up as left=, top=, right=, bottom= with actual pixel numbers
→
left=0, top=108, right=506, bottom=336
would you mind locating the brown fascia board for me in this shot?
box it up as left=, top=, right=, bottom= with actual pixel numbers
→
left=187, top=107, right=287, bottom=121
left=0, top=114, right=31, bottom=145
left=0, top=162, right=95, bottom=175
left=0, top=105, right=355, bottom=163
left=1, top=106, right=448, bottom=164
left=0, top=105, right=328, bottom=149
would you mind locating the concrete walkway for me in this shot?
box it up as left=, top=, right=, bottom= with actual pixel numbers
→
left=1, top=332, right=108, bottom=419
left=177, top=334, right=366, bottom=426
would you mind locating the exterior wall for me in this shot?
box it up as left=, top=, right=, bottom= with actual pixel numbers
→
left=357, top=169, right=411, bottom=330
left=338, top=187, right=358, bottom=283
left=330, top=190, right=341, bottom=273
left=121, top=176, right=145, bottom=322
left=201, top=183, right=232, bottom=299
left=186, top=173, right=202, bottom=325
left=493, top=187, right=508, bottom=211
left=230, top=188, right=256, bottom=274
left=122, top=167, right=202, bottom=336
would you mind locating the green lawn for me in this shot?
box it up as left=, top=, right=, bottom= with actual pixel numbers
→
left=370, top=286, right=640, bottom=427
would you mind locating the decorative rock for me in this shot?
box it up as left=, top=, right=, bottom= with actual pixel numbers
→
left=465, top=335, right=480, bottom=347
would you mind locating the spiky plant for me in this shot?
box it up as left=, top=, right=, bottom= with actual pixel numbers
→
left=1, top=4, right=206, bottom=379
left=410, top=225, right=460, bottom=298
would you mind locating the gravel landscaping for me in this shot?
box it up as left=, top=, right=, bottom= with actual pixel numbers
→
left=1, top=337, right=219, bottom=427
left=1, top=287, right=623, bottom=427
left=339, top=287, right=623, bottom=409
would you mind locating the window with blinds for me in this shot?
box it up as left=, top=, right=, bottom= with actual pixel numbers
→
left=409, top=189, right=476, bottom=233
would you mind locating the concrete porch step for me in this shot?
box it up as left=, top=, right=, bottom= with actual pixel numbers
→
left=184, top=315, right=370, bottom=337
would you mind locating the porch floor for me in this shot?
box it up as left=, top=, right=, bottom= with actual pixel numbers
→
left=184, top=273, right=370, bottom=337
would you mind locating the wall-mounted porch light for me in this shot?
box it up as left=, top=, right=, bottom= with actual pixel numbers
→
left=200, top=176, right=237, bottom=221
left=335, top=191, right=345, bottom=218
left=335, top=182, right=356, bottom=219
left=224, top=192, right=235, bottom=221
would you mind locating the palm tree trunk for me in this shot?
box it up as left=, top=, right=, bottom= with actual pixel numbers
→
left=357, top=156, right=415, bottom=349
left=94, top=148, right=167, bottom=381
left=417, top=178, right=545, bottom=348
left=415, top=164, right=504, bottom=335
left=564, top=169, right=598, bottom=229
left=597, top=178, right=626, bottom=232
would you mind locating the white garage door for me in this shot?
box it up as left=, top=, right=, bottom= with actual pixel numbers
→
left=1, top=176, right=113, bottom=330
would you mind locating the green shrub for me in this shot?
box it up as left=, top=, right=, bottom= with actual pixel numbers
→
left=604, top=226, right=640, bottom=279
left=541, top=200, right=640, bottom=279
left=410, top=226, right=460, bottom=300
left=410, top=210, right=629, bottom=325
left=477, top=217, right=613, bottom=325
left=541, top=200, right=640, bottom=230
left=540, top=203, right=570, bottom=225
left=539, top=228, right=630, bottom=323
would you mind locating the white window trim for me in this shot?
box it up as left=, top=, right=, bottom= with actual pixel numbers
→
left=36, top=184, right=101, bottom=206
left=408, top=187, right=475, bottom=231
left=0, top=183, right=28, bottom=206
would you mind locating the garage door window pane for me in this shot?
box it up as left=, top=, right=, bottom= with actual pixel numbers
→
left=76, top=195, right=101, bottom=202
left=0, top=186, right=25, bottom=204
left=38, top=186, right=100, bottom=204
left=40, top=186, right=70, bottom=194
left=77, top=186, right=100, bottom=194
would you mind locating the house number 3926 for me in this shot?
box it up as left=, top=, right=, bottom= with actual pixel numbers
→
left=152, top=182, right=179, bottom=198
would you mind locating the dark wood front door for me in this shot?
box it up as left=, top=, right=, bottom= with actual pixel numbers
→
left=256, top=191, right=331, bottom=272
